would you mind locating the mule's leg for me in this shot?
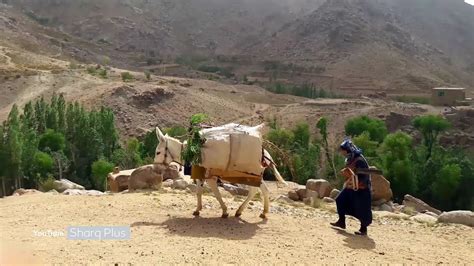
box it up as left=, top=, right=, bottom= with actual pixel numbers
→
left=259, top=182, right=271, bottom=219
left=193, top=179, right=204, bottom=216
left=207, top=177, right=229, bottom=218
left=235, top=186, right=258, bottom=217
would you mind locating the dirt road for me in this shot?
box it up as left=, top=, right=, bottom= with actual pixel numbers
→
left=1, top=191, right=473, bottom=264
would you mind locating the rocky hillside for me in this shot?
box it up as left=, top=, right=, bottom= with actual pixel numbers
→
left=2, top=0, right=473, bottom=94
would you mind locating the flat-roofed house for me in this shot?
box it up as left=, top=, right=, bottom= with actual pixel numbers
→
left=431, top=88, right=466, bottom=106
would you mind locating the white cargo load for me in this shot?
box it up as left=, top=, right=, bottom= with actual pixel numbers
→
left=199, top=123, right=264, bottom=176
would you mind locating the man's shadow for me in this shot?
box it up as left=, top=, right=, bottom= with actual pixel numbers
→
left=131, top=216, right=266, bottom=240
left=333, top=228, right=376, bottom=250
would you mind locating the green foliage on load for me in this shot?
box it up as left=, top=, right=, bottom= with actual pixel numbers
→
left=181, top=114, right=208, bottom=165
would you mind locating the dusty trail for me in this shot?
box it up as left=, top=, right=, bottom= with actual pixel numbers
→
left=1, top=192, right=473, bottom=265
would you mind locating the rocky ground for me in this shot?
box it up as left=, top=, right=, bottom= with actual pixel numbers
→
left=1, top=185, right=473, bottom=265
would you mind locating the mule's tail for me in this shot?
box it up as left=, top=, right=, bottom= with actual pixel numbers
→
left=270, top=163, right=288, bottom=186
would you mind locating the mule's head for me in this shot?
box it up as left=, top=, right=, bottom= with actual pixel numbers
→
left=154, top=127, right=183, bottom=165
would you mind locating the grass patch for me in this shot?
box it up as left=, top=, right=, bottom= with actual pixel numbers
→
left=266, top=82, right=341, bottom=99
left=39, top=176, right=56, bottom=192
left=121, top=72, right=134, bottom=82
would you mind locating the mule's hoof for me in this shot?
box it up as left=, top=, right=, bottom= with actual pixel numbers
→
left=221, top=213, right=229, bottom=219
left=193, top=211, right=200, bottom=216
left=235, top=212, right=242, bottom=217
left=259, top=213, right=267, bottom=219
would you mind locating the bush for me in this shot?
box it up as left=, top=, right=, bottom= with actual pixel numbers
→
left=353, top=131, right=379, bottom=158
left=144, top=71, right=151, bottom=81
left=91, top=159, right=114, bottom=191
left=39, top=176, right=56, bottom=192
left=98, top=69, right=107, bottom=79
left=33, top=151, right=54, bottom=180
left=121, top=72, right=134, bottom=82
left=87, top=66, right=97, bottom=75
left=345, top=116, right=388, bottom=143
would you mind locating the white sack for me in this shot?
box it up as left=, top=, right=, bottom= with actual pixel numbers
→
left=199, top=123, right=264, bottom=175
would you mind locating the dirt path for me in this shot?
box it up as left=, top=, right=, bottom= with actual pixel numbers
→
left=1, top=192, right=473, bottom=265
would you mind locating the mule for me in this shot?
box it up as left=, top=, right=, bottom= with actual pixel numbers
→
left=154, top=127, right=287, bottom=218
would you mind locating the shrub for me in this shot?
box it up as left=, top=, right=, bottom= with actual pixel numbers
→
left=33, top=151, right=54, bottom=180
left=91, top=158, right=114, bottom=191
left=121, top=72, right=134, bottom=82
left=39, top=176, right=56, bottom=192
left=98, top=69, right=107, bottom=79
left=345, top=116, right=388, bottom=143
left=87, top=66, right=97, bottom=75
left=144, top=71, right=151, bottom=81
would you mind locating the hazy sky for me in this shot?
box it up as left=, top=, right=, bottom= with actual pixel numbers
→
left=466, top=0, right=474, bottom=5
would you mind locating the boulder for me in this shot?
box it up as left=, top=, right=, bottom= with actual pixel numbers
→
left=323, top=197, right=335, bottom=203
left=380, top=203, right=394, bottom=212
left=108, top=168, right=134, bottom=192
left=411, top=213, right=438, bottom=224
left=171, top=179, right=188, bottom=190
left=128, top=164, right=162, bottom=191
left=370, top=171, right=393, bottom=202
left=47, top=189, right=59, bottom=195
left=222, top=183, right=249, bottom=196
left=53, top=179, right=85, bottom=193
left=438, top=211, right=474, bottom=227
left=424, top=211, right=439, bottom=218
left=305, top=190, right=319, bottom=200
left=288, top=190, right=300, bottom=201
left=373, top=211, right=410, bottom=220
left=329, top=189, right=340, bottom=199
left=63, top=189, right=104, bottom=196
left=372, top=198, right=388, bottom=206
left=186, top=183, right=197, bottom=193
left=275, top=195, right=294, bottom=204
left=163, top=163, right=180, bottom=180
left=403, top=194, right=442, bottom=215
left=162, top=179, right=174, bottom=188
left=306, top=179, right=331, bottom=198
left=12, top=189, right=42, bottom=196
left=296, top=186, right=307, bottom=200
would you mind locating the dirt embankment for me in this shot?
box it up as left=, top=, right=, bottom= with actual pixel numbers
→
left=1, top=191, right=473, bottom=265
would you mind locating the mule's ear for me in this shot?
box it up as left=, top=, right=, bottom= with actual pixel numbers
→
left=156, top=127, right=165, bottom=141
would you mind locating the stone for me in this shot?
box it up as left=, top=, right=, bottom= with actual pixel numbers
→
left=306, top=190, right=319, bottom=200
left=186, top=183, right=197, bottom=193
left=162, top=179, right=174, bottom=188
left=411, top=213, right=438, bottom=224
left=275, top=195, right=294, bottom=204
left=12, top=189, right=42, bottom=196
left=424, top=211, right=439, bottom=218
left=288, top=190, right=300, bottom=201
left=380, top=203, right=394, bottom=212
left=329, top=189, right=340, bottom=199
left=370, top=170, right=393, bottom=202
left=47, top=189, right=59, bottom=195
left=53, top=179, right=85, bottom=193
left=128, top=165, right=162, bottom=191
left=323, top=197, right=335, bottom=203
left=222, top=183, right=249, bottom=196
left=372, top=198, right=388, bottom=206
left=62, top=189, right=104, bottom=196
left=171, top=179, right=188, bottom=190
left=306, top=179, right=331, bottom=198
left=163, top=163, right=180, bottom=180
left=373, top=211, right=410, bottom=220
left=403, top=194, right=442, bottom=215
left=218, top=187, right=233, bottom=198
left=438, top=211, right=474, bottom=227
left=296, top=186, right=307, bottom=200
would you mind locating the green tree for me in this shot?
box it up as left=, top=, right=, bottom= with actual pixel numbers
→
left=39, top=130, right=66, bottom=152
left=379, top=132, right=416, bottom=200
left=5, top=105, right=23, bottom=189
left=91, top=158, right=114, bottom=191
left=353, top=131, right=379, bottom=158
left=33, top=151, right=54, bottom=181
left=413, top=115, right=450, bottom=159
left=345, top=116, right=388, bottom=143
left=431, top=164, right=461, bottom=210
left=316, top=117, right=337, bottom=179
